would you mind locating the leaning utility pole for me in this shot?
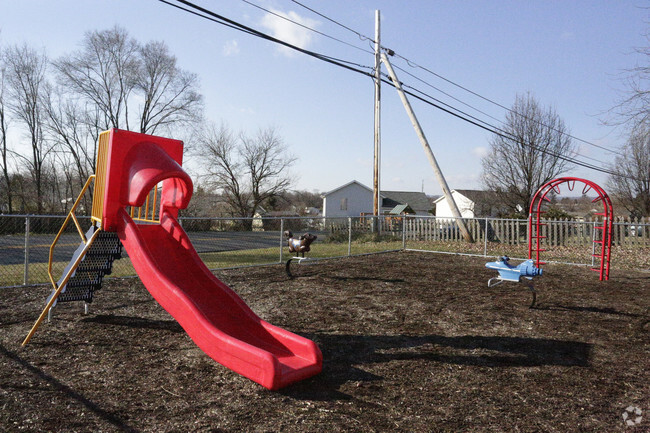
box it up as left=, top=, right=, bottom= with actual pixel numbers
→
left=373, top=10, right=381, bottom=229
left=381, top=52, right=474, bottom=243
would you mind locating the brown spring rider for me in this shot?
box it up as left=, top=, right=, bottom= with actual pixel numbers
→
left=284, top=231, right=317, bottom=279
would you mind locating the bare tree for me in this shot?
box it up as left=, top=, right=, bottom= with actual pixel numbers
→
left=4, top=44, right=52, bottom=213
left=607, top=126, right=650, bottom=217
left=50, top=152, right=79, bottom=214
left=197, top=123, right=296, bottom=227
left=199, top=124, right=249, bottom=218
left=608, top=34, right=650, bottom=133
left=43, top=86, right=93, bottom=170
left=42, top=84, right=98, bottom=213
left=53, top=26, right=140, bottom=131
left=54, top=27, right=203, bottom=138
left=0, top=52, right=13, bottom=213
left=482, top=93, right=576, bottom=216
left=604, top=35, right=650, bottom=217
left=136, top=40, right=203, bottom=135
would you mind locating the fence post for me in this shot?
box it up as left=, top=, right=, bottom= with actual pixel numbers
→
left=24, top=216, right=30, bottom=286
left=484, top=217, right=488, bottom=257
left=402, top=216, right=407, bottom=250
left=279, top=218, right=284, bottom=263
left=348, top=217, right=352, bottom=256
left=591, top=220, right=597, bottom=267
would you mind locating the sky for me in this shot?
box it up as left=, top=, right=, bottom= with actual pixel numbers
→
left=1, top=0, right=648, bottom=197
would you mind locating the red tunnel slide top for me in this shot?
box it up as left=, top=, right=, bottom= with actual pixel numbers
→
left=99, top=129, right=322, bottom=390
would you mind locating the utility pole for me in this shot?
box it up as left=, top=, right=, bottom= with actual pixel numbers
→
left=373, top=10, right=381, bottom=230
left=381, top=52, right=474, bottom=243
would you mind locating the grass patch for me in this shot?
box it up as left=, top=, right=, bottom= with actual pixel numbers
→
left=4, top=240, right=648, bottom=288
left=0, top=242, right=400, bottom=287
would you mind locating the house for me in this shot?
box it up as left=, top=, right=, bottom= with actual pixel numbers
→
left=380, top=191, right=432, bottom=215
left=322, top=181, right=374, bottom=218
left=433, top=189, right=502, bottom=218
left=321, top=180, right=432, bottom=218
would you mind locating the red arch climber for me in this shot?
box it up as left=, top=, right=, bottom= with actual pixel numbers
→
left=528, top=177, right=613, bottom=281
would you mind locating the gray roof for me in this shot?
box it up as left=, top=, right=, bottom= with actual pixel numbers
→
left=381, top=191, right=431, bottom=213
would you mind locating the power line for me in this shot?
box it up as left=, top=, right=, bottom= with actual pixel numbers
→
left=289, top=0, right=376, bottom=44
left=158, top=0, right=375, bottom=76
left=376, top=65, right=620, bottom=175
left=397, top=60, right=625, bottom=164
left=159, top=0, right=258, bottom=36
left=394, top=72, right=619, bottom=170
left=240, top=0, right=373, bottom=55
left=157, top=0, right=632, bottom=180
left=392, top=63, right=508, bottom=127
left=288, top=2, right=623, bottom=158
left=389, top=51, right=624, bottom=157
left=388, top=78, right=624, bottom=178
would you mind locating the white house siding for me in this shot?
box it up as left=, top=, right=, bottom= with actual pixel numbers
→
left=434, top=191, right=475, bottom=218
left=322, top=182, right=373, bottom=218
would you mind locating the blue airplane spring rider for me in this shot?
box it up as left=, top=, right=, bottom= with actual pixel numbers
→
left=485, top=256, right=543, bottom=308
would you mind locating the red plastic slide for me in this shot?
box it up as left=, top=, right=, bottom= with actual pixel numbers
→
left=97, top=129, right=321, bottom=390
left=117, top=209, right=322, bottom=390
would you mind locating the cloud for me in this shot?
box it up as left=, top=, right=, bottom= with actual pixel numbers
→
left=472, top=146, right=488, bottom=158
left=223, top=40, right=240, bottom=56
left=260, top=9, right=319, bottom=56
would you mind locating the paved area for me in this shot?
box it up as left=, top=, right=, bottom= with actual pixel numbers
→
left=0, top=231, right=290, bottom=266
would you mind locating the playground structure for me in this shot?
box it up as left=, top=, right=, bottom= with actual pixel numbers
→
left=284, top=230, right=318, bottom=279
left=22, top=129, right=322, bottom=391
left=528, top=177, right=613, bottom=280
left=486, top=256, right=543, bottom=308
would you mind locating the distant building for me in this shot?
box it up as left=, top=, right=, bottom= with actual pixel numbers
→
left=321, top=180, right=432, bottom=218
left=321, top=181, right=374, bottom=218
left=433, top=189, right=503, bottom=218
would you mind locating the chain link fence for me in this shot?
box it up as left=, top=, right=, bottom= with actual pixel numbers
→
left=1, top=214, right=648, bottom=289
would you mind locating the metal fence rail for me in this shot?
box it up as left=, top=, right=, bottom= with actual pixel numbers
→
left=1, top=214, right=648, bottom=289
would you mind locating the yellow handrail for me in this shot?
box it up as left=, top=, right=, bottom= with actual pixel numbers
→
left=23, top=174, right=99, bottom=346
left=47, top=175, right=96, bottom=290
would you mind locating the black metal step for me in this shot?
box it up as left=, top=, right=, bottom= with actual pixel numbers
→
left=86, top=232, right=122, bottom=259
left=58, top=286, right=96, bottom=303
left=76, top=255, right=113, bottom=275
left=68, top=270, right=103, bottom=287
left=53, top=226, right=123, bottom=305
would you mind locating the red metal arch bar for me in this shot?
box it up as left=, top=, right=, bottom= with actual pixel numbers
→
left=528, top=177, right=613, bottom=280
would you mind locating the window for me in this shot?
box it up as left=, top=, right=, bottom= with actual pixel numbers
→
left=340, top=197, right=348, bottom=210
